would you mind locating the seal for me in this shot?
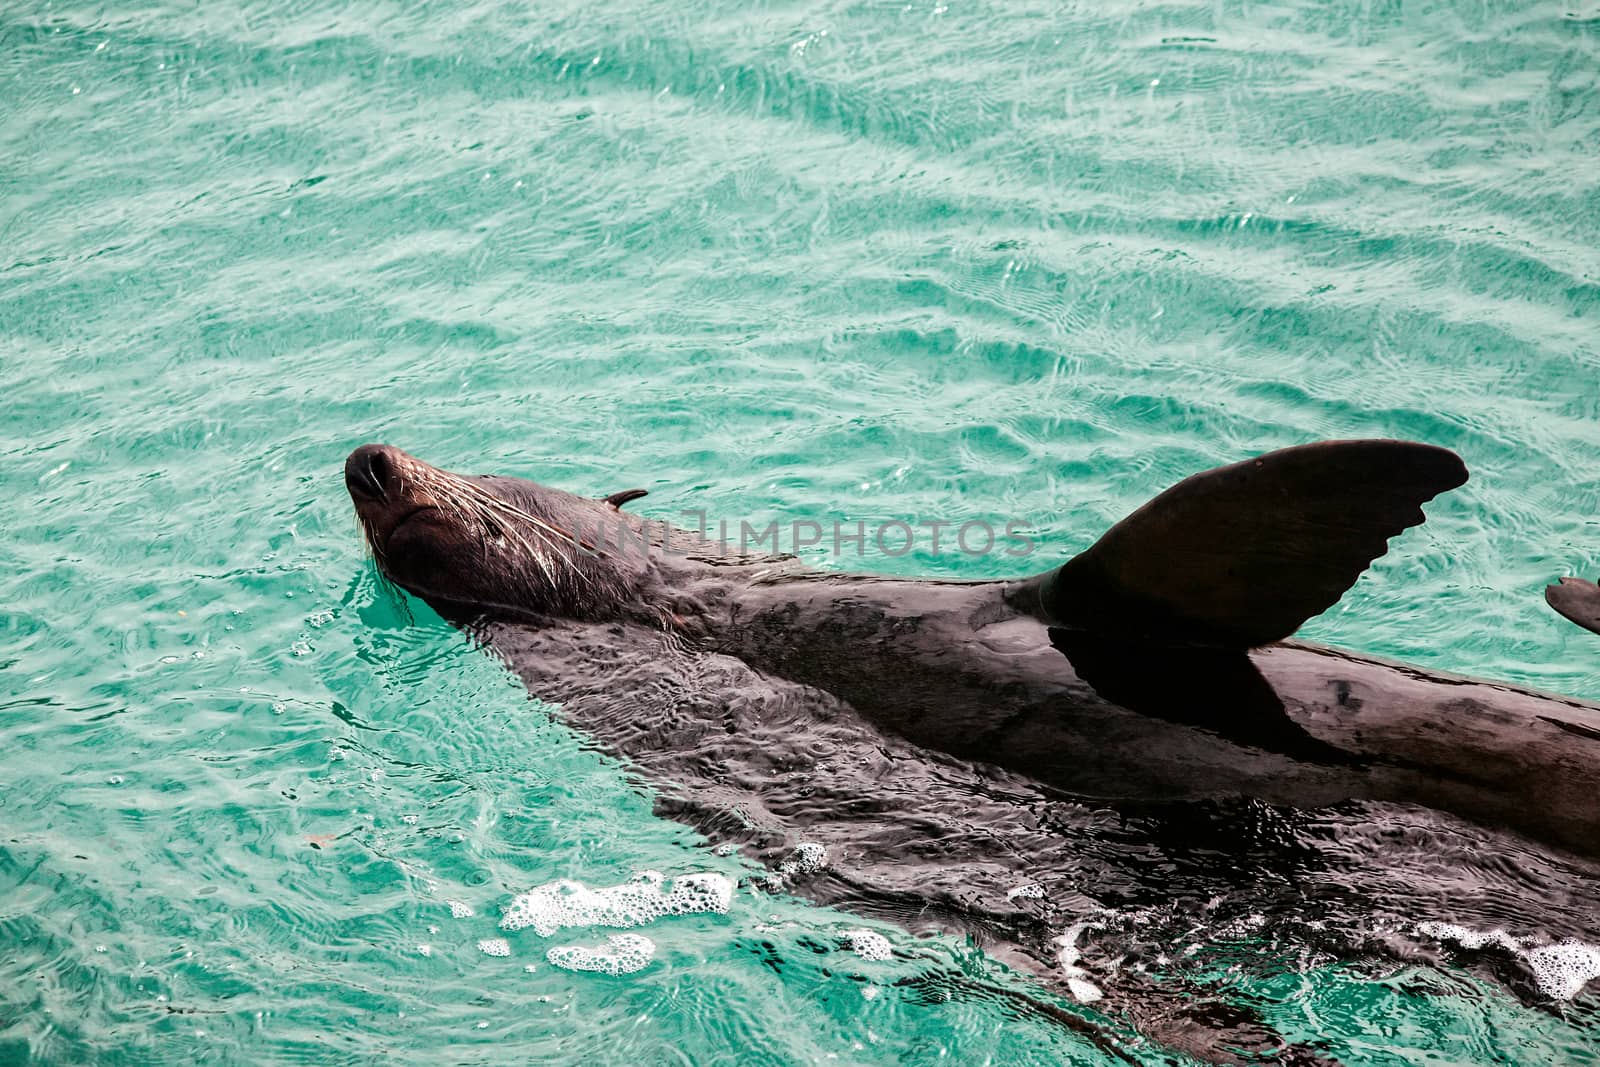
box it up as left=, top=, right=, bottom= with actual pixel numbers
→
left=345, top=439, right=1600, bottom=1059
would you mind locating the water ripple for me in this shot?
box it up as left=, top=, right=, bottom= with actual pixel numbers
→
left=4, top=0, right=1599, bottom=1061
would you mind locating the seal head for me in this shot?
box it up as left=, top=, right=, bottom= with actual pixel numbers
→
left=345, top=443, right=661, bottom=624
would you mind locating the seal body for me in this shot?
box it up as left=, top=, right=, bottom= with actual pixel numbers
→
left=709, top=573, right=1600, bottom=856
left=345, top=441, right=1600, bottom=1055
left=343, top=439, right=1600, bottom=858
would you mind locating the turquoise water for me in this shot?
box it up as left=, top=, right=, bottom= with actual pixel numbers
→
left=4, top=0, right=1599, bottom=1062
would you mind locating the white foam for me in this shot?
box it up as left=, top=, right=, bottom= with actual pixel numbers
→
left=1052, top=921, right=1104, bottom=1004
left=1417, top=921, right=1526, bottom=953
left=779, top=842, right=828, bottom=875
left=844, top=929, right=893, bottom=961
left=1523, top=940, right=1600, bottom=1000
left=547, top=933, right=656, bottom=975
left=1419, top=922, right=1600, bottom=1000
left=1006, top=883, right=1045, bottom=902
left=500, top=871, right=733, bottom=936
left=1065, top=977, right=1103, bottom=1004
left=477, top=938, right=511, bottom=957
left=446, top=900, right=474, bottom=919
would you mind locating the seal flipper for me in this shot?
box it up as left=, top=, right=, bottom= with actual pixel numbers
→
left=1547, top=576, right=1600, bottom=636
left=1020, top=440, right=1467, bottom=648
left=1049, top=630, right=1359, bottom=765
left=601, top=488, right=649, bottom=509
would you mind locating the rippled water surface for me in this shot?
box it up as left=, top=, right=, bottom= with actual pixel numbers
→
left=3, top=0, right=1599, bottom=1063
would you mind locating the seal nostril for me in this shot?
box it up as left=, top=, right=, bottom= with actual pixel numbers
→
left=346, top=444, right=397, bottom=502
left=364, top=451, right=390, bottom=497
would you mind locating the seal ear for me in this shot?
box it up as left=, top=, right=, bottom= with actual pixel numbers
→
left=602, top=488, right=649, bottom=510
left=1021, top=440, right=1468, bottom=648
left=1547, top=577, right=1600, bottom=636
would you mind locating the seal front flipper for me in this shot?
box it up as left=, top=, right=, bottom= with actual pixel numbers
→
left=601, top=488, right=648, bottom=509
left=1547, top=576, right=1600, bottom=636
left=1015, top=439, right=1468, bottom=648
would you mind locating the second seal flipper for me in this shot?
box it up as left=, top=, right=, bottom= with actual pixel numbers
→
left=1547, top=577, right=1600, bottom=636
left=1015, top=440, right=1469, bottom=648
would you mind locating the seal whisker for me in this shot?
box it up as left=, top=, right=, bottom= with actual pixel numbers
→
left=402, top=463, right=599, bottom=594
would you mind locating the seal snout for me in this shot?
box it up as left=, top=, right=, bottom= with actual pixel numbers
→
left=346, top=443, right=402, bottom=503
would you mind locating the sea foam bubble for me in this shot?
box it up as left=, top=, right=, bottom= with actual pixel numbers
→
left=547, top=933, right=656, bottom=975
left=1052, top=921, right=1104, bottom=1004
left=1420, top=921, right=1600, bottom=1000
left=843, top=929, right=894, bottom=961
left=500, top=871, right=733, bottom=937
left=779, top=842, right=828, bottom=875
